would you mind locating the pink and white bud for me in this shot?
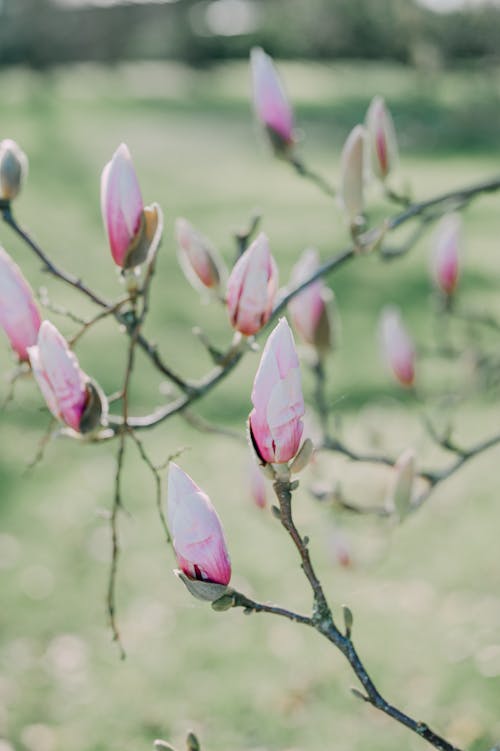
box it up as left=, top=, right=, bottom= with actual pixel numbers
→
left=365, top=96, right=398, bottom=181
left=288, top=248, right=332, bottom=354
left=226, top=232, right=278, bottom=336
left=0, top=246, right=41, bottom=361
left=379, top=306, right=415, bottom=387
left=101, top=143, right=161, bottom=270
left=388, top=448, right=416, bottom=519
left=28, top=321, right=98, bottom=432
left=249, top=317, right=305, bottom=464
left=167, top=463, right=231, bottom=586
left=340, top=125, right=365, bottom=223
left=175, top=218, right=224, bottom=292
left=0, top=139, right=28, bottom=201
left=250, top=47, right=294, bottom=153
left=431, top=214, right=461, bottom=296
left=329, top=529, right=353, bottom=569
left=249, top=457, right=267, bottom=509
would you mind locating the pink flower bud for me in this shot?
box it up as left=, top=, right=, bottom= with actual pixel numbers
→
left=101, top=144, right=161, bottom=270
left=167, top=463, right=231, bottom=586
left=28, top=321, right=92, bottom=432
left=379, top=307, right=415, bottom=387
left=175, top=218, right=224, bottom=292
left=431, top=214, right=461, bottom=296
left=249, top=456, right=267, bottom=509
left=388, top=449, right=416, bottom=519
left=365, top=96, right=398, bottom=181
left=249, top=318, right=305, bottom=464
left=0, top=246, right=41, bottom=361
left=340, top=125, right=365, bottom=222
left=250, top=47, right=294, bottom=152
left=288, top=248, right=332, bottom=353
left=226, top=232, right=278, bottom=336
left=0, top=139, right=28, bottom=201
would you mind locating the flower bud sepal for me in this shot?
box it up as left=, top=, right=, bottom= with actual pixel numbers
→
left=175, top=569, right=232, bottom=603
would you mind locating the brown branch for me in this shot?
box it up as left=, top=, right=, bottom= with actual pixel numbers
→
left=0, top=204, right=191, bottom=393
left=267, top=475, right=462, bottom=751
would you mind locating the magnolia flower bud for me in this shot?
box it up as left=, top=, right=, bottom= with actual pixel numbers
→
left=101, top=143, right=162, bottom=269
left=226, top=232, right=278, bottom=336
left=431, top=214, right=461, bottom=297
left=288, top=248, right=333, bottom=355
left=249, top=456, right=267, bottom=509
left=175, top=218, right=224, bottom=293
left=249, top=318, right=305, bottom=464
left=0, top=246, right=41, bottom=361
left=378, top=306, right=415, bottom=388
left=387, top=449, right=416, bottom=519
left=250, top=47, right=295, bottom=154
left=28, top=321, right=106, bottom=433
left=365, top=96, right=398, bottom=181
left=0, top=139, right=28, bottom=201
left=167, top=463, right=231, bottom=586
left=340, top=125, right=365, bottom=223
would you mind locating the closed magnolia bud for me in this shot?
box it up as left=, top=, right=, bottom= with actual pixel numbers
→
left=388, top=448, right=416, bottom=519
left=226, top=232, right=278, bottom=336
left=249, top=456, right=267, bottom=509
left=431, top=214, right=461, bottom=297
left=175, top=218, right=224, bottom=293
left=0, top=246, right=41, bottom=361
left=0, top=139, right=28, bottom=201
left=249, top=318, right=305, bottom=464
left=250, top=47, right=294, bottom=154
left=366, top=96, right=398, bottom=181
left=288, top=248, right=333, bottom=354
left=167, top=463, right=231, bottom=586
left=28, top=320, right=106, bottom=433
left=378, top=306, right=415, bottom=388
left=101, top=143, right=162, bottom=269
left=340, top=125, right=365, bottom=223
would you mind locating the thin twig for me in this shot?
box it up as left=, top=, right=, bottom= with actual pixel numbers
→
left=269, top=475, right=462, bottom=751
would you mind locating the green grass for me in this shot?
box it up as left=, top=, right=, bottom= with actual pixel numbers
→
left=1, top=60, right=500, bottom=751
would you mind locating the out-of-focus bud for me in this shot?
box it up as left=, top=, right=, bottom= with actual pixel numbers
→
left=101, top=143, right=162, bottom=269
left=249, top=318, right=305, bottom=464
left=0, top=246, right=41, bottom=361
left=329, top=529, right=353, bottom=568
left=340, top=125, right=365, bottom=225
left=226, top=232, right=278, bottom=336
left=0, top=139, right=28, bottom=201
left=378, top=306, right=415, bottom=388
left=175, top=218, right=225, bottom=293
left=365, top=96, right=398, bottom=182
left=431, top=214, right=461, bottom=297
left=28, top=320, right=107, bottom=433
left=387, top=448, right=415, bottom=519
left=249, top=456, right=267, bottom=509
left=167, top=463, right=231, bottom=586
left=250, top=47, right=295, bottom=155
left=288, top=248, right=333, bottom=356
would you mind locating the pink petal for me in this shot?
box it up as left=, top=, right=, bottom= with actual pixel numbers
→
left=0, top=246, right=41, bottom=360
left=250, top=48, right=294, bottom=144
left=101, top=143, right=143, bottom=267
left=226, top=232, right=278, bottom=336
left=34, top=321, right=88, bottom=430
left=249, top=318, right=304, bottom=463
left=167, top=463, right=231, bottom=586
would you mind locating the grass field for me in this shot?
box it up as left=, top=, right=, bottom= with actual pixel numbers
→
left=1, top=60, right=500, bottom=751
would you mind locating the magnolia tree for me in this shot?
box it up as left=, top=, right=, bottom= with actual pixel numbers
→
left=1, top=49, right=500, bottom=751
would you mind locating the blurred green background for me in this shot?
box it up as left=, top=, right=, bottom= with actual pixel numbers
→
left=2, top=2, right=500, bottom=751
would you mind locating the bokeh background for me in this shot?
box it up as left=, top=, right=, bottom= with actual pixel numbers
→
left=1, top=1, right=500, bottom=750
